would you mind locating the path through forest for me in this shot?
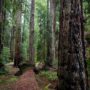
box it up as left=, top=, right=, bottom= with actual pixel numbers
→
left=0, top=62, right=90, bottom=90
left=0, top=63, right=40, bottom=90
left=0, top=56, right=89, bottom=90
left=0, top=62, right=57, bottom=90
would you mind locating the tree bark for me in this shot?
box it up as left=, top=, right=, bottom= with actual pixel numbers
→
left=10, top=26, right=15, bottom=61
left=14, top=1, right=22, bottom=67
left=50, top=0, right=56, bottom=66
left=45, top=0, right=52, bottom=67
left=0, top=0, right=4, bottom=55
left=29, top=0, right=35, bottom=66
left=58, top=0, right=88, bottom=90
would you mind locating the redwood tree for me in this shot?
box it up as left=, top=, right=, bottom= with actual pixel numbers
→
left=45, top=0, right=52, bottom=67
left=29, top=0, right=35, bottom=66
left=49, top=0, right=56, bottom=66
left=58, top=0, right=88, bottom=90
left=14, top=0, right=22, bottom=67
left=0, top=0, right=4, bottom=56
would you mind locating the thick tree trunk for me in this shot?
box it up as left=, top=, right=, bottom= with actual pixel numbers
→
left=29, top=0, right=35, bottom=66
left=58, top=0, right=88, bottom=90
left=14, top=1, right=22, bottom=67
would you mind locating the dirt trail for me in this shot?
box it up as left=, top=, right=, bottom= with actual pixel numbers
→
left=12, top=69, right=40, bottom=90
left=0, top=62, right=40, bottom=90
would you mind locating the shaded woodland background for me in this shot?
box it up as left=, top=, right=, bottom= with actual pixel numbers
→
left=0, top=0, right=90, bottom=90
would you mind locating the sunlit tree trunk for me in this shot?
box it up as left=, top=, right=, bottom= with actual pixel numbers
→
left=29, top=0, right=35, bottom=66
left=58, top=0, right=88, bottom=90
left=50, top=0, right=56, bottom=66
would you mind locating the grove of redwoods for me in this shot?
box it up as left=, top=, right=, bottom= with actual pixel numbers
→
left=0, top=0, right=90, bottom=90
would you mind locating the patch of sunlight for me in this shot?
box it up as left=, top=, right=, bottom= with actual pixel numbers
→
left=39, top=71, right=58, bottom=81
left=43, top=84, right=51, bottom=90
left=7, top=76, right=18, bottom=83
left=0, top=76, right=18, bottom=84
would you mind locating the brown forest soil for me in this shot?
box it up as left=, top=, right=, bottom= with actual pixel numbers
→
left=0, top=63, right=58, bottom=90
left=0, top=66, right=40, bottom=90
left=0, top=69, right=57, bottom=90
left=12, top=69, right=40, bottom=90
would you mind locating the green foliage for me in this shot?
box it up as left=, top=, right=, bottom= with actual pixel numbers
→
left=86, top=47, right=90, bottom=60
left=7, top=76, right=18, bottom=83
left=0, top=76, right=18, bottom=84
left=39, top=71, right=58, bottom=81
left=83, top=1, right=90, bottom=31
left=44, top=84, right=51, bottom=90
left=21, top=42, right=28, bottom=61
left=0, top=47, right=10, bottom=64
left=0, top=68, right=7, bottom=75
left=86, top=47, right=90, bottom=79
left=36, top=0, right=48, bottom=62
left=87, top=59, right=90, bottom=79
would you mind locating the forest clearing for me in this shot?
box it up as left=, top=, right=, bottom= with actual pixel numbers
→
left=0, top=0, right=90, bottom=90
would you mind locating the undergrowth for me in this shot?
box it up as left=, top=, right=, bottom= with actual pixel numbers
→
left=39, top=71, right=58, bottom=81
left=0, top=75, right=18, bottom=84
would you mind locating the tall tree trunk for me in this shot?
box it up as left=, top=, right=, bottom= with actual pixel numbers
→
left=29, top=0, right=35, bottom=66
left=14, top=1, right=22, bottom=67
left=45, top=0, right=52, bottom=67
left=50, top=0, right=56, bottom=66
left=10, top=0, right=16, bottom=61
left=10, top=26, right=15, bottom=61
left=0, top=0, right=4, bottom=56
left=58, top=0, right=88, bottom=90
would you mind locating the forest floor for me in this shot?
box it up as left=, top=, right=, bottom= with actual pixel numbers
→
left=0, top=45, right=90, bottom=90
left=0, top=63, right=58, bottom=90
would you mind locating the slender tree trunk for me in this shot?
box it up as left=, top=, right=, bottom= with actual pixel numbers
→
left=10, top=26, right=15, bottom=61
left=50, top=0, right=56, bottom=66
left=0, top=0, right=5, bottom=69
left=10, top=1, right=15, bottom=61
left=0, top=0, right=4, bottom=55
left=45, top=0, right=52, bottom=67
left=29, top=0, right=35, bottom=66
left=58, top=0, right=88, bottom=90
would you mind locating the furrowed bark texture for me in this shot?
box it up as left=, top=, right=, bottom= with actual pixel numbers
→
left=58, top=0, right=88, bottom=90
left=14, top=0, right=22, bottom=67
